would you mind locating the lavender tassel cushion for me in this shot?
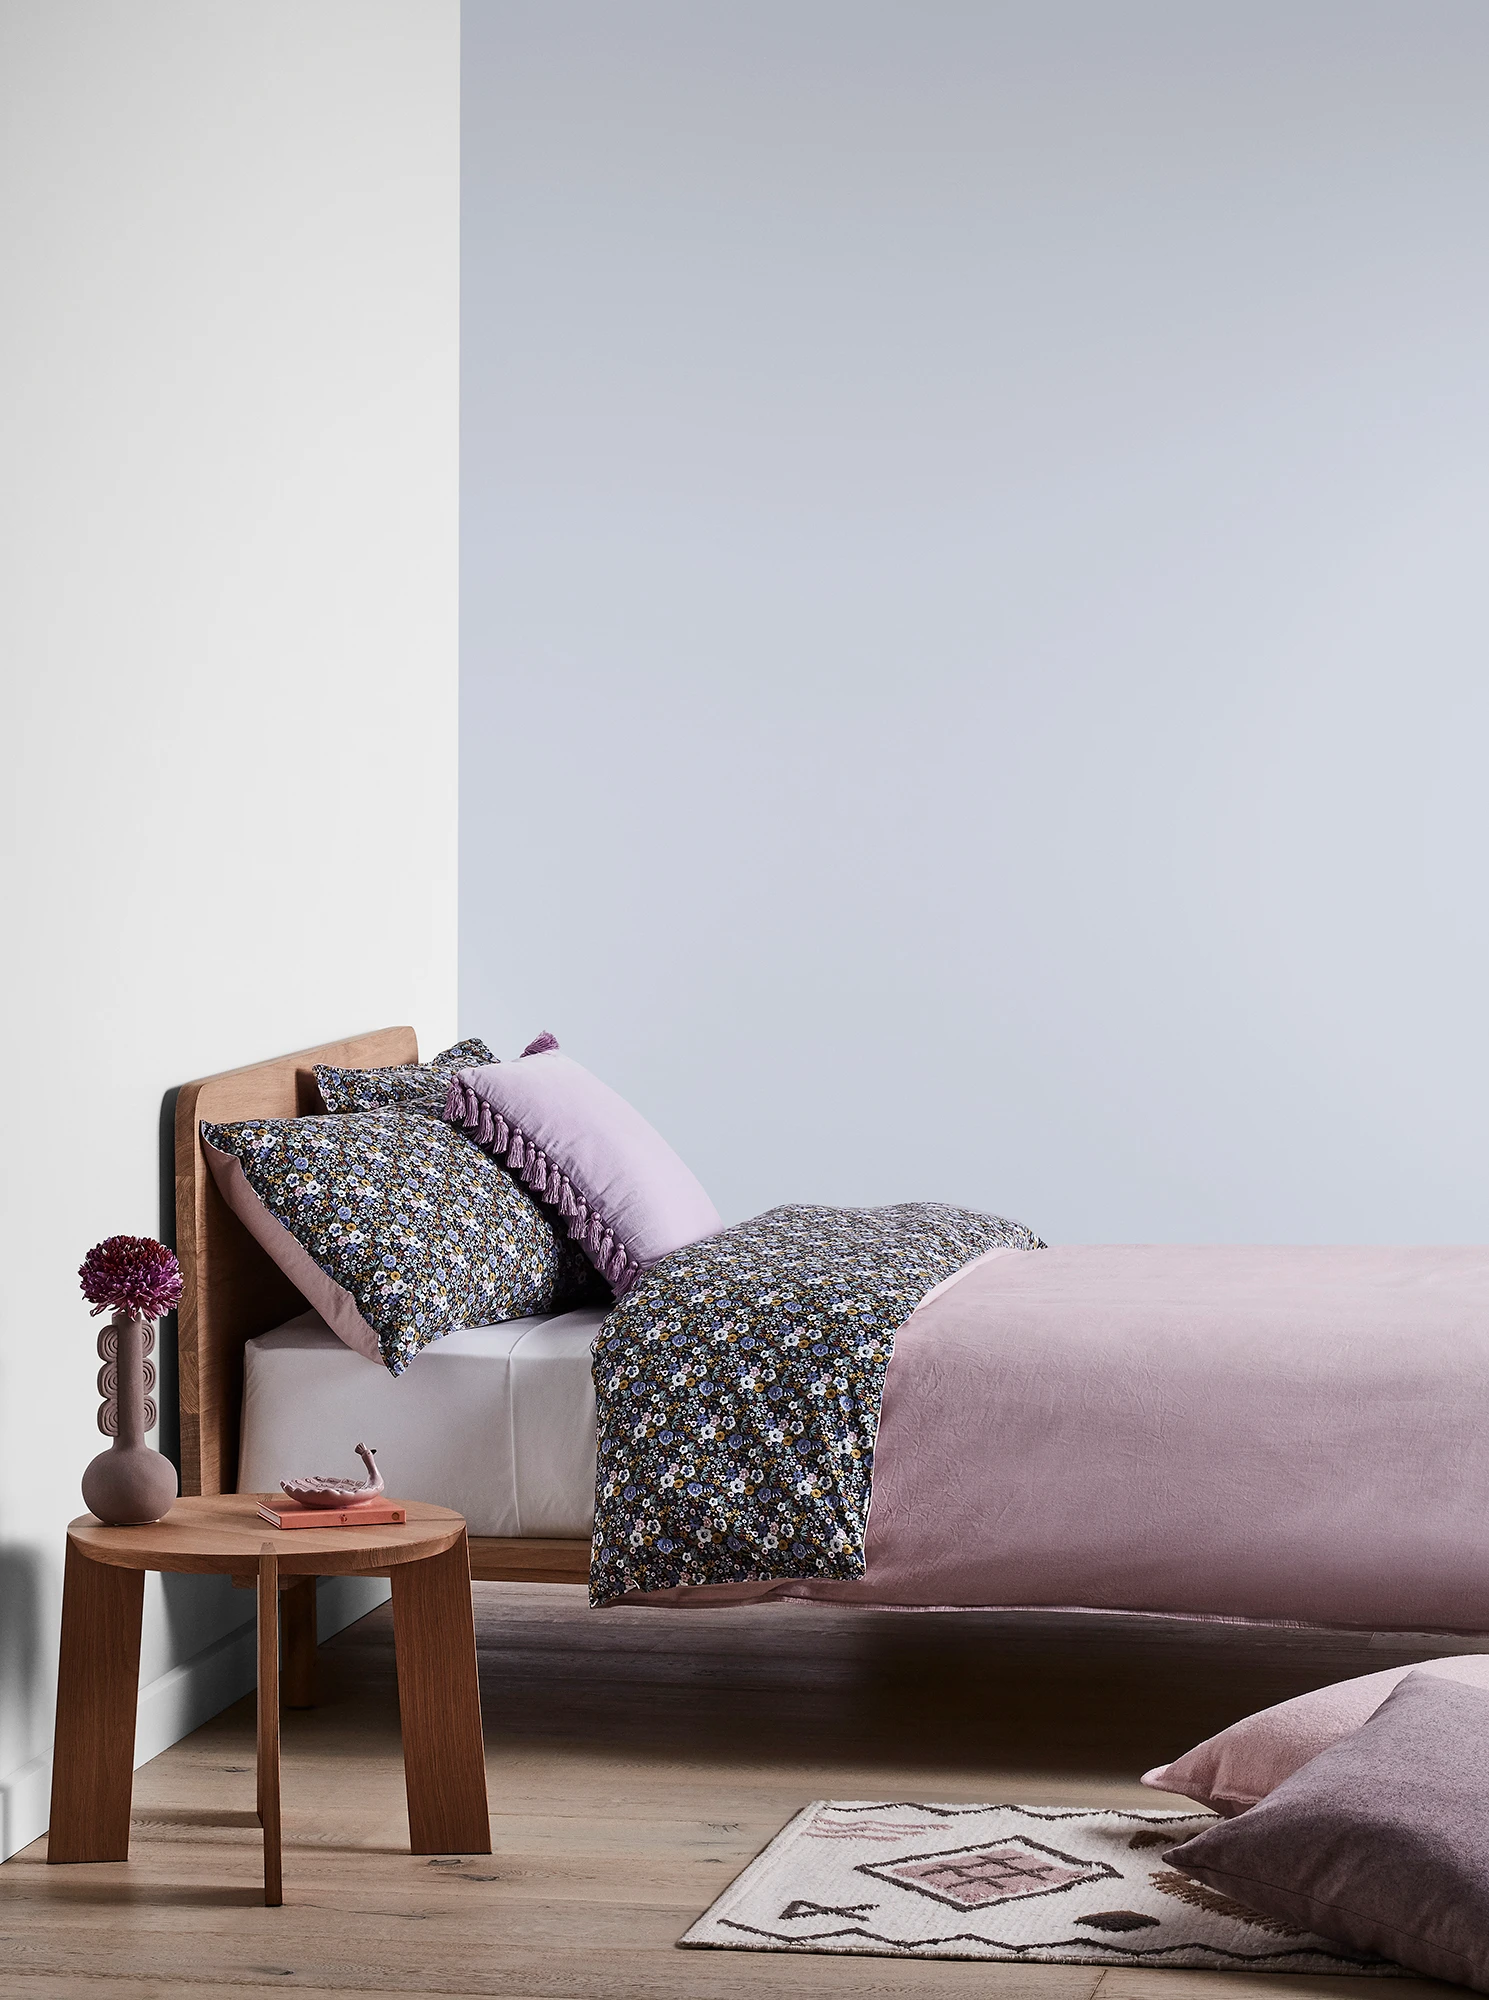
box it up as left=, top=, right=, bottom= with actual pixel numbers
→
left=442, top=1035, right=722, bottom=1293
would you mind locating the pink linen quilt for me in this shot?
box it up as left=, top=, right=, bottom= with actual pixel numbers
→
left=635, top=1244, right=1489, bottom=1632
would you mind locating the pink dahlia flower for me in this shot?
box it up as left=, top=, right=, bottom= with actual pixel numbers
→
left=79, top=1234, right=183, bottom=1321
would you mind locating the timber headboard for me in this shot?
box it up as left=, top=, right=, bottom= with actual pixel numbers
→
left=173, top=1026, right=416, bottom=1496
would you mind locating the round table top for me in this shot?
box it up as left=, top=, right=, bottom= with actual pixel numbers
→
left=67, top=1493, right=468, bottom=1576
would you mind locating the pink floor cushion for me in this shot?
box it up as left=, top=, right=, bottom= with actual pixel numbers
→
left=1163, top=1672, right=1489, bottom=1987
left=443, top=1035, right=722, bottom=1293
left=1143, top=1651, right=1489, bottom=1814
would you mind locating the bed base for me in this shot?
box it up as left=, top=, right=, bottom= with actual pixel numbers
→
left=468, top=1537, right=589, bottom=1585
left=174, top=1028, right=593, bottom=1590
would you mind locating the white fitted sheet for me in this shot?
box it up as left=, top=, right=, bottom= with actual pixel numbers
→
left=239, top=1307, right=604, bottom=1537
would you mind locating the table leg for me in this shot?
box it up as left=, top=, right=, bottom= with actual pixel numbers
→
left=257, top=1547, right=282, bottom=1906
left=390, top=1534, right=491, bottom=1854
left=281, top=1577, right=317, bottom=1709
left=47, top=1540, right=144, bottom=1863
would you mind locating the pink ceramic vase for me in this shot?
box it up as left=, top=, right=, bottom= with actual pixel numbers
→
left=81, top=1311, right=178, bottom=1525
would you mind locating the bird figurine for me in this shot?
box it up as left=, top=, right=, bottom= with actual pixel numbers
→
left=280, top=1443, right=385, bottom=1510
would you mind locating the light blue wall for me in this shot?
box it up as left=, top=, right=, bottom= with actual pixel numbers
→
left=461, top=1, right=1489, bottom=1243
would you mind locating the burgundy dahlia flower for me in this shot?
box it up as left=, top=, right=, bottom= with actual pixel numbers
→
left=78, top=1235, right=183, bottom=1321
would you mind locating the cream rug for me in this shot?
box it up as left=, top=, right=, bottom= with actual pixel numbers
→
left=680, top=1802, right=1403, bottom=1971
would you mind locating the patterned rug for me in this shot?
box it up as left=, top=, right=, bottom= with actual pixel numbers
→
left=679, top=1803, right=1405, bottom=1971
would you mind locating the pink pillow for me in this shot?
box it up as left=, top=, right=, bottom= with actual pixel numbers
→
left=442, top=1035, right=722, bottom=1292
left=1142, top=1652, right=1489, bottom=1814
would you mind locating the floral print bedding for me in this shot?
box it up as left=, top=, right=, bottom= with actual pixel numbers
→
left=314, top=1039, right=497, bottom=1117
left=588, top=1202, right=1045, bottom=1606
left=201, top=1107, right=597, bottom=1374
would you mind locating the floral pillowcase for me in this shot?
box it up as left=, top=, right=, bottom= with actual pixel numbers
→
left=201, top=1105, right=600, bottom=1375
left=314, top=1038, right=497, bottom=1118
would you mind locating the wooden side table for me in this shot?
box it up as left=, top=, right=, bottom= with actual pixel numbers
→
left=47, top=1495, right=491, bottom=1904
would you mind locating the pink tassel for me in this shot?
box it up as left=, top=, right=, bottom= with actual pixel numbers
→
left=507, top=1134, right=526, bottom=1170
left=527, top=1152, right=548, bottom=1194
left=521, top=1031, right=560, bottom=1057
left=556, top=1180, right=578, bottom=1221
left=477, top=1102, right=495, bottom=1146
left=443, top=1079, right=464, bottom=1122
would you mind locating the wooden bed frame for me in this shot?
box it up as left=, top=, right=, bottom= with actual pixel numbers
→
left=174, top=1027, right=590, bottom=1589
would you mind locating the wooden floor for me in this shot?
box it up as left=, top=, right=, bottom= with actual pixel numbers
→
left=1, top=1586, right=1454, bottom=1998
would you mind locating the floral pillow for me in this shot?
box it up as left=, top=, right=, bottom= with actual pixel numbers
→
left=314, top=1038, right=497, bottom=1117
left=201, top=1107, right=598, bottom=1375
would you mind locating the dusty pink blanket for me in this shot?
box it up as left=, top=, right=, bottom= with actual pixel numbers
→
left=639, top=1245, right=1489, bottom=1631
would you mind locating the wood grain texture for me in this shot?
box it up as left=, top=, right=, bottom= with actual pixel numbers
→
left=281, top=1577, right=317, bottom=1710
left=390, top=1534, right=491, bottom=1856
left=467, top=1536, right=590, bottom=1585
left=12, top=1589, right=1456, bottom=1996
left=174, top=1026, right=416, bottom=1498
left=256, top=1548, right=282, bottom=1906
left=66, top=1495, right=465, bottom=1577
left=46, top=1541, right=144, bottom=1865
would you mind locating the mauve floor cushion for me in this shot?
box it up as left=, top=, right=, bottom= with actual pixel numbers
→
left=1144, top=1653, right=1489, bottom=1814
left=1164, top=1672, right=1489, bottom=1989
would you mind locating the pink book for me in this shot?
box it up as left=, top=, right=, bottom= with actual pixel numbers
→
left=257, top=1500, right=408, bottom=1530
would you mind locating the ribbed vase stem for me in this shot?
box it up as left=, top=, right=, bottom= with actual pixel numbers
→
left=116, top=1313, right=147, bottom=1448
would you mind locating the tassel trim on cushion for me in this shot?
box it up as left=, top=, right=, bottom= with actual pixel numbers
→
left=443, top=1076, right=638, bottom=1292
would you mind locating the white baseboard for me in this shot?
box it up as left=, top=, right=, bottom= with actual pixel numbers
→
left=0, top=1750, right=51, bottom=1864
left=0, top=1574, right=388, bottom=1863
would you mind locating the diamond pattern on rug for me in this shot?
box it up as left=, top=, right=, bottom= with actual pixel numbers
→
left=679, top=1803, right=1409, bottom=1971
left=859, top=1835, right=1116, bottom=1911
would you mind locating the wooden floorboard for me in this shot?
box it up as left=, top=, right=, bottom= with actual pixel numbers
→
left=1, top=1585, right=1455, bottom=1997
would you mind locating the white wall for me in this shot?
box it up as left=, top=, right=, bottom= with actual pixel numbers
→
left=0, top=1, right=459, bottom=1859
left=461, top=1, right=1489, bottom=1246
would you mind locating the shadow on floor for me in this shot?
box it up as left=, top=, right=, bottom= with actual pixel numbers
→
left=325, top=1582, right=1457, bottom=1787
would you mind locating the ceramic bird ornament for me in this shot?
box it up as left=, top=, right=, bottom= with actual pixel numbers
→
left=281, top=1443, right=385, bottom=1510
